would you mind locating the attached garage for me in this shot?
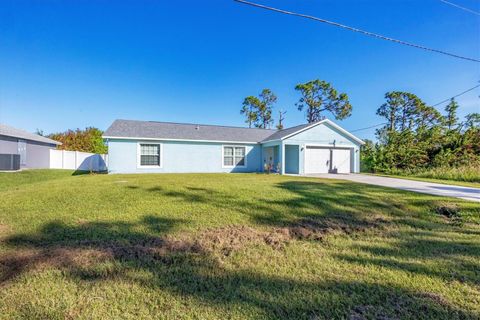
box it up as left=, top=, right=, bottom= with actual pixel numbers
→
left=304, top=146, right=352, bottom=174
left=261, top=119, right=364, bottom=175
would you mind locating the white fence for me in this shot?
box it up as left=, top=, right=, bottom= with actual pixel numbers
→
left=50, top=150, right=107, bottom=172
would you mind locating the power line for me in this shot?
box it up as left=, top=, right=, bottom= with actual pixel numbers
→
left=431, top=84, right=480, bottom=107
left=350, top=122, right=386, bottom=133
left=234, top=0, right=480, bottom=63
left=438, top=0, right=480, bottom=16
left=350, top=84, right=480, bottom=132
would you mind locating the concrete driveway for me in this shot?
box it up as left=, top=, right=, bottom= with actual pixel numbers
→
left=308, top=174, right=480, bottom=202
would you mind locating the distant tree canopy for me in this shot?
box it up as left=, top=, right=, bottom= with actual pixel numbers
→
left=241, top=89, right=277, bottom=129
left=241, top=80, right=354, bottom=129
left=48, top=127, right=107, bottom=154
left=295, top=79, right=352, bottom=123
left=362, top=94, right=480, bottom=174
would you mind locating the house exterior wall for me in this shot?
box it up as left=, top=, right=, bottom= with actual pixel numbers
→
left=107, top=139, right=262, bottom=174
left=106, top=122, right=362, bottom=174
left=0, top=134, right=55, bottom=169
left=283, top=122, right=361, bottom=174
left=0, top=135, right=19, bottom=154
left=285, top=145, right=299, bottom=174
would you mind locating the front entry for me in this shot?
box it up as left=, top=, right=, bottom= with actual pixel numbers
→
left=304, top=146, right=351, bottom=174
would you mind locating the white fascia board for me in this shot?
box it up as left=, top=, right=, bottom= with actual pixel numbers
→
left=259, top=139, right=281, bottom=144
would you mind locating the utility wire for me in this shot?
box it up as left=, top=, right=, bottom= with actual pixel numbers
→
left=431, top=84, right=480, bottom=107
left=234, top=0, right=480, bottom=63
left=350, top=84, right=480, bottom=132
left=350, top=122, right=386, bottom=133
left=438, top=0, right=480, bottom=16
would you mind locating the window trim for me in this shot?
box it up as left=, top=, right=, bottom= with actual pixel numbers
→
left=222, top=145, right=247, bottom=168
left=137, top=142, right=163, bottom=168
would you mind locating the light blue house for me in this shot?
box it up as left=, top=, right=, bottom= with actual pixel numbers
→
left=103, top=119, right=364, bottom=175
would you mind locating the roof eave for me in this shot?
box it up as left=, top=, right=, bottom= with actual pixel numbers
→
left=102, top=135, right=261, bottom=144
left=260, top=139, right=281, bottom=144
left=275, top=119, right=364, bottom=145
left=0, top=133, right=62, bottom=146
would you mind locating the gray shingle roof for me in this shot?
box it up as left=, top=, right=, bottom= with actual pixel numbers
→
left=0, top=123, right=61, bottom=145
left=103, top=119, right=278, bottom=143
left=103, top=119, right=364, bottom=145
left=260, top=123, right=312, bottom=142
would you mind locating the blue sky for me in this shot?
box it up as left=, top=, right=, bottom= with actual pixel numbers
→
left=0, top=0, right=478, bottom=140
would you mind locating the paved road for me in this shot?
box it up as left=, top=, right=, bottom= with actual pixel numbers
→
left=307, top=174, right=480, bottom=202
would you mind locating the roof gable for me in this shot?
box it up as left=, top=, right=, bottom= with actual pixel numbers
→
left=262, top=119, right=364, bottom=145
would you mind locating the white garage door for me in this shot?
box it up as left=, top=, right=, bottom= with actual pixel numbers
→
left=305, top=147, right=330, bottom=173
left=332, top=148, right=351, bottom=173
left=305, top=147, right=351, bottom=174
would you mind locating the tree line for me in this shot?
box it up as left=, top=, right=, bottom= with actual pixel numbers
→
left=241, top=81, right=480, bottom=176
left=240, top=79, right=352, bottom=129
left=39, top=127, right=108, bottom=154
left=362, top=92, right=479, bottom=175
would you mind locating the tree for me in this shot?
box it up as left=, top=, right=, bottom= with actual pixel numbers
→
left=368, top=93, right=479, bottom=175
left=48, top=127, right=107, bottom=154
left=444, top=98, right=459, bottom=130
left=240, top=98, right=258, bottom=128
left=295, top=79, right=352, bottom=123
left=276, top=110, right=286, bottom=130
left=376, top=91, right=444, bottom=135
left=414, top=103, right=443, bottom=132
left=241, top=89, right=277, bottom=129
left=377, top=92, right=425, bottom=132
left=464, top=113, right=480, bottom=130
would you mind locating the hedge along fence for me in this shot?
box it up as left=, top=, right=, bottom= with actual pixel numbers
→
left=49, top=149, right=107, bottom=172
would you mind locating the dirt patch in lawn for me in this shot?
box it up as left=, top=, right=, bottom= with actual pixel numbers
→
left=0, top=248, right=112, bottom=284
left=283, top=214, right=388, bottom=242
left=0, top=216, right=387, bottom=285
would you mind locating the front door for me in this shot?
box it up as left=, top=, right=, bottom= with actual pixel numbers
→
left=264, top=147, right=274, bottom=168
left=18, top=140, right=27, bottom=166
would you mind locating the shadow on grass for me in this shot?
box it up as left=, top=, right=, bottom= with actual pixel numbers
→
left=1, top=179, right=479, bottom=318
left=124, top=180, right=480, bottom=286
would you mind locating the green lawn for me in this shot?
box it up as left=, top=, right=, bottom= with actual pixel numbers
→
left=0, top=170, right=479, bottom=319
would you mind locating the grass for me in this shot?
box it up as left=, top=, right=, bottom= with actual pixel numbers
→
left=0, top=170, right=479, bottom=319
left=0, top=169, right=74, bottom=191
left=370, top=164, right=480, bottom=187
left=412, top=165, right=480, bottom=183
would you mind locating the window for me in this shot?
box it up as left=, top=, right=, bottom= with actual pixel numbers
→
left=139, top=144, right=161, bottom=166
left=223, top=146, right=246, bottom=167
